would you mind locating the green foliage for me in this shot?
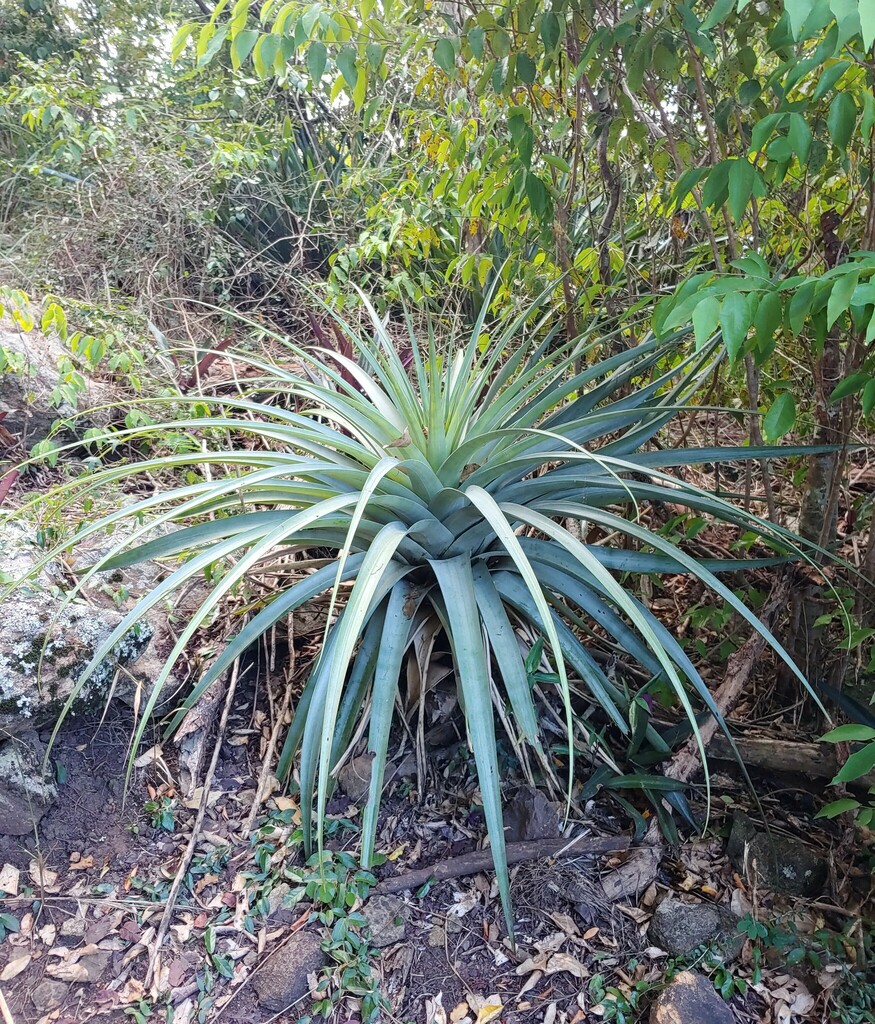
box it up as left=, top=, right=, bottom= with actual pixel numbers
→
left=12, top=290, right=824, bottom=932
left=818, top=723, right=875, bottom=826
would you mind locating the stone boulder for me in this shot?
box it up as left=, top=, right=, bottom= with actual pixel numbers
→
left=251, top=930, right=326, bottom=1012
left=649, top=898, right=743, bottom=959
left=727, top=811, right=827, bottom=897
left=0, top=520, right=187, bottom=741
left=650, top=971, right=734, bottom=1024
left=0, top=730, right=58, bottom=835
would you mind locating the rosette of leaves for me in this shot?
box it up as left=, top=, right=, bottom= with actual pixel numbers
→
left=14, top=293, right=813, bottom=931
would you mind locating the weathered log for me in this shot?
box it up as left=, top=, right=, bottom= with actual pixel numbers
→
left=708, top=734, right=875, bottom=788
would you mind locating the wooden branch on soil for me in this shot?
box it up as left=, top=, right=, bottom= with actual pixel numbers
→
left=708, top=734, right=875, bottom=788
left=664, top=574, right=792, bottom=785
left=373, top=834, right=632, bottom=895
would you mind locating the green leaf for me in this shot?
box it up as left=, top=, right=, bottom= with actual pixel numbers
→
left=763, top=393, right=796, bottom=441
left=306, top=40, right=327, bottom=85
left=827, top=268, right=860, bottom=328
left=431, top=555, right=513, bottom=936
left=336, top=44, right=358, bottom=88
left=788, top=279, right=816, bottom=334
left=833, top=741, right=875, bottom=783
left=525, top=172, right=549, bottom=219
left=754, top=290, right=783, bottom=353
left=231, top=29, right=259, bottom=69
left=821, top=724, right=875, bottom=742
left=540, top=12, right=561, bottom=51
left=719, top=291, right=751, bottom=361
left=862, top=1, right=875, bottom=49
left=517, top=53, right=536, bottom=84
left=252, top=33, right=280, bottom=78
left=170, top=23, right=197, bottom=62
left=728, top=158, right=755, bottom=222
left=862, top=378, right=875, bottom=416
left=692, top=294, right=721, bottom=349
left=785, top=0, right=815, bottom=37
left=468, top=26, right=485, bottom=59
left=829, top=370, right=869, bottom=402
left=788, top=113, right=813, bottom=163
left=701, top=0, right=735, bottom=31
left=702, top=159, right=731, bottom=209
left=365, top=42, right=384, bottom=69
left=827, top=92, right=857, bottom=151
left=434, top=37, right=456, bottom=77
left=815, top=798, right=862, bottom=818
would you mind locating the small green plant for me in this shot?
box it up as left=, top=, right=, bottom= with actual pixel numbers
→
left=737, top=911, right=875, bottom=1023
left=816, top=724, right=875, bottom=828
left=145, top=796, right=176, bottom=831
left=587, top=971, right=651, bottom=1023
left=0, top=912, right=20, bottom=943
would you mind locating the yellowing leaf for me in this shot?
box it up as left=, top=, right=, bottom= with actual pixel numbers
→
left=474, top=1000, right=503, bottom=1024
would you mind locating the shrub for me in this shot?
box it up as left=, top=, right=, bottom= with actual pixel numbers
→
left=4, top=293, right=814, bottom=930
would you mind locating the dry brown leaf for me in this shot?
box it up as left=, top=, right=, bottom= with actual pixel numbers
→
left=582, top=926, right=599, bottom=941
left=119, top=979, right=146, bottom=1004
left=450, top=1001, right=469, bottom=1023
left=515, top=955, right=549, bottom=976
left=425, top=993, right=447, bottom=1024
left=543, top=1002, right=557, bottom=1024
left=0, top=955, right=31, bottom=981
left=68, top=855, right=95, bottom=871
left=518, top=970, right=543, bottom=996
left=0, top=863, right=20, bottom=896
left=28, top=861, right=59, bottom=891
left=545, top=951, right=588, bottom=979
left=46, top=961, right=90, bottom=982
left=38, top=923, right=57, bottom=945
left=548, top=911, right=579, bottom=936
left=534, top=931, right=567, bottom=954
left=133, top=744, right=164, bottom=768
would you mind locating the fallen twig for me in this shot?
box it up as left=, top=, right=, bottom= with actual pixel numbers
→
left=0, top=986, right=15, bottom=1024
left=373, top=833, right=632, bottom=895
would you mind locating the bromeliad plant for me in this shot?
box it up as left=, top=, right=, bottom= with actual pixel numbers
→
left=8, top=292, right=816, bottom=931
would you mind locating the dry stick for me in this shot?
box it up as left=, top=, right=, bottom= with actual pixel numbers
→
left=372, top=834, right=632, bottom=896
left=144, top=659, right=243, bottom=990
left=243, top=679, right=294, bottom=836
left=0, top=987, right=15, bottom=1024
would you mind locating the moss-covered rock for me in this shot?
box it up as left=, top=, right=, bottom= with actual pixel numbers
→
left=0, top=521, right=175, bottom=738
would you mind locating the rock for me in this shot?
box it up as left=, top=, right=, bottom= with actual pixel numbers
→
left=31, top=979, right=69, bottom=1012
left=503, top=786, right=561, bottom=843
left=362, top=894, right=409, bottom=947
left=727, top=811, right=827, bottom=897
left=336, top=753, right=375, bottom=802
left=650, top=971, right=734, bottom=1024
left=0, top=521, right=187, bottom=740
left=251, top=930, right=326, bottom=1012
left=649, top=898, right=743, bottom=959
left=267, top=882, right=291, bottom=916
left=0, top=730, right=58, bottom=835
left=59, top=915, right=87, bottom=937
left=0, top=317, right=112, bottom=446
left=77, top=949, right=112, bottom=981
